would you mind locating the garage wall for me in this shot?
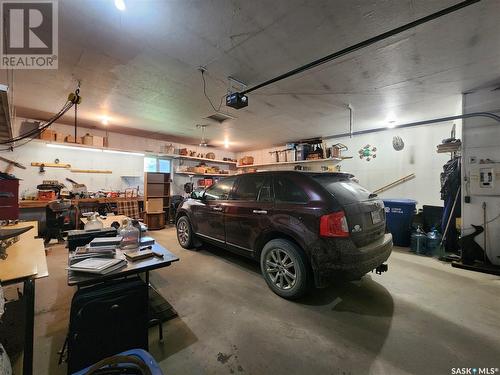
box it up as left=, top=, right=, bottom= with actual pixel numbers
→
left=462, top=85, right=500, bottom=265
left=237, top=122, right=461, bottom=207
left=1, top=117, right=235, bottom=196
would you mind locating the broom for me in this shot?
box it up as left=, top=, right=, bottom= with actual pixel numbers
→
left=437, top=186, right=461, bottom=260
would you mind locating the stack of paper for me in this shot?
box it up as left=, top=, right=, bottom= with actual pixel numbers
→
left=69, top=258, right=127, bottom=275
left=89, top=236, right=123, bottom=247
left=70, top=245, right=117, bottom=263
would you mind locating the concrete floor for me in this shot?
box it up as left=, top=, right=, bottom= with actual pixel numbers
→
left=4, top=226, right=500, bottom=374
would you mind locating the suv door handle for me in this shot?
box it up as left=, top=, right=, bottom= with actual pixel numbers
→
left=212, top=206, right=223, bottom=212
left=252, top=210, right=267, bottom=215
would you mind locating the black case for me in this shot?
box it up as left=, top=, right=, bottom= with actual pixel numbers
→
left=67, top=277, right=148, bottom=374
left=67, top=228, right=117, bottom=251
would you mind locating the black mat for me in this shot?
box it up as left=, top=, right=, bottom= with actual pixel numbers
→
left=149, top=286, right=177, bottom=323
left=452, top=261, right=500, bottom=276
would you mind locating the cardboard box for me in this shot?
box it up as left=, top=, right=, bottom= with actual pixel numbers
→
left=193, top=166, right=206, bottom=174
left=239, top=156, right=254, bottom=165
left=82, top=133, right=93, bottom=145
left=92, top=135, right=104, bottom=147
left=65, top=135, right=82, bottom=143
left=39, top=129, right=55, bottom=141
left=146, top=198, right=163, bottom=213
left=54, top=132, right=65, bottom=142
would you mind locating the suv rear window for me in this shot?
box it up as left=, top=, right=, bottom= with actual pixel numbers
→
left=274, top=176, right=308, bottom=203
left=309, top=174, right=371, bottom=205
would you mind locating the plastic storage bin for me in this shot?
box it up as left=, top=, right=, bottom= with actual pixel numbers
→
left=383, top=199, right=417, bottom=247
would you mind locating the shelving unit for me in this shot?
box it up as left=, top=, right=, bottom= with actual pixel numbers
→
left=144, top=172, right=170, bottom=230
left=160, top=153, right=237, bottom=165
left=175, top=171, right=236, bottom=177
left=237, top=157, right=343, bottom=168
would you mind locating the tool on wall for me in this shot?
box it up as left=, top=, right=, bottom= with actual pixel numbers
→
left=31, top=162, right=71, bottom=169
left=0, top=155, right=25, bottom=174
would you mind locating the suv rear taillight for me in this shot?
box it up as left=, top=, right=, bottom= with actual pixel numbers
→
left=320, top=211, right=349, bottom=238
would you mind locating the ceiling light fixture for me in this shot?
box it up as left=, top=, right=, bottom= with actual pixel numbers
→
left=114, top=0, right=126, bottom=11
left=47, top=143, right=144, bottom=156
left=46, top=143, right=101, bottom=152
left=103, top=149, right=144, bottom=156
left=101, top=116, right=109, bottom=125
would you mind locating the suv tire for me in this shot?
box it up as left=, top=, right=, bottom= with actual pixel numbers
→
left=176, top=216, right=194, bottom=249
left=260, top=239, right=310, bottom=299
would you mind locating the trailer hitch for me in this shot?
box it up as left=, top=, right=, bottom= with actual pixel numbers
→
left=375, top=264, right=388, bottom=275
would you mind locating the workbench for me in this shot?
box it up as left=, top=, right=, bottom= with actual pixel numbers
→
left=19, top=197, right=144, bottom=209
left=18, top=198, right=144, bottom=235
left=0, top=221, right=48, bottom=375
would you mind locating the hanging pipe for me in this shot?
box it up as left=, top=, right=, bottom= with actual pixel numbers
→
left=324, top=112, right=500, bottom=140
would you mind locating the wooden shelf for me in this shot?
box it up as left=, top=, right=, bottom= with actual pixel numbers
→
left=175, top=171, right=236, bottom=177
left=237, top=157, right=343, bottom=168
left=160, top=153, right=237, bottom=165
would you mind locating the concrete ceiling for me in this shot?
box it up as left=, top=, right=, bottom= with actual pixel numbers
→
left=3, top=0, right=500, bottom=151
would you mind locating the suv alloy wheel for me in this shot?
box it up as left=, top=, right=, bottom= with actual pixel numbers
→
left=260, top=239, right=310, bottom=299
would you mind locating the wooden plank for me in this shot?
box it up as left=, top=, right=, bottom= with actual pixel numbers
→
left=236, top=157, right=342, bottom=168
left=31, top=162, right=71, bottom=168
left=70, top=169, right=112, bottom=174
left=373, top=173, right=416, bottom=195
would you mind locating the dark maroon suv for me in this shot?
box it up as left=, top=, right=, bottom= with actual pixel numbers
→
left=175, top=171, right=392, bottom=299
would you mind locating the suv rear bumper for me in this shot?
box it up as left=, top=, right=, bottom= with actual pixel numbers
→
left=313, top=233, right=393, bottom=287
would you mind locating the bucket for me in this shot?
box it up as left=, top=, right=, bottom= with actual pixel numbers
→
left=383, top=199, right=417, bottom=247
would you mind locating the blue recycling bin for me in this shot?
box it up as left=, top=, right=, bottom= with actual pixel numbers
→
left=383, top=199, right=417, bottom=247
